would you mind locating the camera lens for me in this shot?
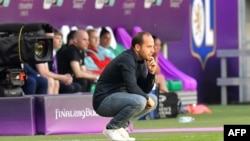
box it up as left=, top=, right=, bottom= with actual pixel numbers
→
left=34, top=39, right=49, bottom=59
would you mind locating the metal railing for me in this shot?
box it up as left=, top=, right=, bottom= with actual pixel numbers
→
left=216, top=49, right=250, bottom=105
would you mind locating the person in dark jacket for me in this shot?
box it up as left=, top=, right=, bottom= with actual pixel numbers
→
left=93, top=31, right=158, bottom=141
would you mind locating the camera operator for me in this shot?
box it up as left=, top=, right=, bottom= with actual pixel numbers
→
left=28, top=29, right=81, bottom=95
left=21, top=63, right=48, bottom=95
left=0, top=23, right=56, bottom=96
left=29, top=62, right=59, bottom=95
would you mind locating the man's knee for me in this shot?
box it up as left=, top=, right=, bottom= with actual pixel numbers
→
left=26, top=77, right=36, bottom=85
left=131, top=95, right=147, bottom=111
left=22, top=77, right=37, bottom=94
left=73, top=83, right=82, bottom=92
left=35, top=76, right=48, bottom=88
left=38, top=77, right=47, bottom=84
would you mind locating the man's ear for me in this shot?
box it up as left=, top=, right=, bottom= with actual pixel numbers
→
left=134, top=44, right=141, bottom=51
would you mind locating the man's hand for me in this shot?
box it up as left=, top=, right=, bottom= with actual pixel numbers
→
left=146, top=57, right=157, bottom=74
left=63, top=74, right=73, bottom=85
left=146, top=97, right=155, bottom=109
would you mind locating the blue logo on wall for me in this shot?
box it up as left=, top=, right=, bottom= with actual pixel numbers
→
left=190, top=0, right=215, bottom=69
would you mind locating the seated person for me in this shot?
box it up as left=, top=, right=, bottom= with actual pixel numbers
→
left=98, top=27, right=116, bottom=59
left=152, top=35, right=169, bottom=93
left=84, top=28, right=111, bottom=75
left=99, top=27, right=125, bottom=57
left=57, top=29, right=99, bottom=92
left=50, top=29, right=82, bottom=94
left=21, top=63, right=48, bottom=95
left=28, top=59, right=59, bottom=95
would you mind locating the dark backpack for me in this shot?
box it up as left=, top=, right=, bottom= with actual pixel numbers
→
left=155, top=92, right=181, bottom=118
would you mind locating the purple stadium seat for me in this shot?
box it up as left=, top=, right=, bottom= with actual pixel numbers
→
left=115, top=27, right=132, bottom=49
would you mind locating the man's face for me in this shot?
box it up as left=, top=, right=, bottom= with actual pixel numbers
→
left=76, top=30, right=89, bottom=51
left=53, top=34, right=63, bottom=49
left=137, top=34, right=155, bottom=61
left=88, top=31, right=99, bottom=48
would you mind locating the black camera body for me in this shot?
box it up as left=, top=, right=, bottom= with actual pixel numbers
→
left=0, top=23, right=54, bottom=97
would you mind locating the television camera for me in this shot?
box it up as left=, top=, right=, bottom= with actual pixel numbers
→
left=0, top=23, right=54, bottom=97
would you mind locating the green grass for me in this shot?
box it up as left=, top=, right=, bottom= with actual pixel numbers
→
left=135, top=104, right=250, bottom=129
left=0, top=104, right=249, bottom=141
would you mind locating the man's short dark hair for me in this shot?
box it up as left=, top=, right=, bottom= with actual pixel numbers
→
left=131, top=31, right=152, bottom=48
left=66, top=30, right=77, bottom=45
